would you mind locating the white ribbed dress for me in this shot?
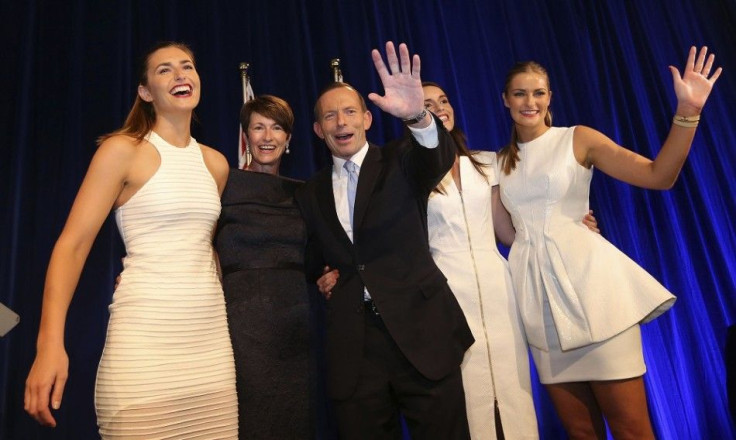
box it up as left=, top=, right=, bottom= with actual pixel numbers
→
left=95, top=132, right=238, bottom=439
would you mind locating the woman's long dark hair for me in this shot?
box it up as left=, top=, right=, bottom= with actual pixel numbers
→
left=422, top=82, right=489, bottom=194
left=97, top=41, right=196, bottom=145
left=497, top=61, right=553, bottom=175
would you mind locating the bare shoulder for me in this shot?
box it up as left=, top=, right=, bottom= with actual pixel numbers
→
left=199, top=143, right=225, bottom=157
left=199, top=144, right=229, bottom=171
left=572, top=125, right=611, bottom=166
left=199, top=143, right=230, bottom=193
left=88, top=135, right=147, bottom=176
left=96, top=134, right=141, bottom=158
left=574, top=125, right=630, bottom=169
left=573, top=125, right=613, bottom=146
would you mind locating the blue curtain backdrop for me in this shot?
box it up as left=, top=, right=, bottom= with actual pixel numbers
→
left=1, top=0, right=734, bottom=438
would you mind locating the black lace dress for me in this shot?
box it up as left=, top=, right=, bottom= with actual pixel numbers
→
left=215, top=169, right=331, bottom=439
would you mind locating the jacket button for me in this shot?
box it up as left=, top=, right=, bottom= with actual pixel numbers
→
left=357, top=264, right=365, bottom=271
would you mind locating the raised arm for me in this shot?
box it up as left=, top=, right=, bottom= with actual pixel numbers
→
left=369, top=42, right=454, bottom=190
left=24, top=137, right=133, bottom=427
left=368, top=42, right=431, bottom=129
left=578, top=46, right=722, bottom=189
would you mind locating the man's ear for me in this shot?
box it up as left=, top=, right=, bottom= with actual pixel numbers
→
left=362, top=110, right=373, bottom=130
left=313, top=121, right=325, bottom=139
left=138, top=85, right=153, bottom=103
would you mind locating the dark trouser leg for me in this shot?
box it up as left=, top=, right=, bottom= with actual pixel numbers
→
left=333, top=309, right=470, bottom=440
left=396, top=364, right=470, bottom=440
left=331, top=310, right=404, bottom=440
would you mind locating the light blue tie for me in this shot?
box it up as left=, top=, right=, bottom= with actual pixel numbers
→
left=344, top=160, right=358, bottom=227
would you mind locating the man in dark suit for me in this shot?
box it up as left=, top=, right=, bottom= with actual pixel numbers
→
left=296, top=41, right=474, bottom=439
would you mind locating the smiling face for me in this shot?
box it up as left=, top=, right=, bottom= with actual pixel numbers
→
left=423, top=84, right=455, bottom=131
left=313, top=86, right=372, bottom=160
left=502, top=71, right=552, bottom=141
left=137, top=46, right=200, bottom=114
left=246, top=111, right=290, bottom=169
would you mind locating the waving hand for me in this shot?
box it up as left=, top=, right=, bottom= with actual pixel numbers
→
left=368, top=42, right=425, bottom=120
left=669, top=46, right=722, bottom=115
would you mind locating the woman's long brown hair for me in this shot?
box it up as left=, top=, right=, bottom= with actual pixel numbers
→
left=97, top=41, right=196, bottom=145
left=497, top=61, right=553, bottom=175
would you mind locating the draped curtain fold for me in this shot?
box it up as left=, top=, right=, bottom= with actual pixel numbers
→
left=2, top=1, right=734, bottom=438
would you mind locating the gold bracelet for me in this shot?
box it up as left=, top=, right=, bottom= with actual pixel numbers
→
left=673, top=114, right=700, bottom=128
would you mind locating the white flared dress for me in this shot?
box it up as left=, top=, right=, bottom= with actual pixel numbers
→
left=428, top=152, right=538, bottom=439
left=498, top=126, right=675, bottom=383
left=95, top=132, right=238, bottom=439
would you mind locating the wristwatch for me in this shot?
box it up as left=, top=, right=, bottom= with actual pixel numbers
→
left=402, top=109, right=428, bottom=125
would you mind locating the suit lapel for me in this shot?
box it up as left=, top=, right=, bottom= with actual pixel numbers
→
left=353, top=145, right=383, bottom=231
left=314, top=166, right=354, bottom=248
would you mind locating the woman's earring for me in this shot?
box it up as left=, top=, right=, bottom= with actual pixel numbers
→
left=285, top=142, right=290, bottom=154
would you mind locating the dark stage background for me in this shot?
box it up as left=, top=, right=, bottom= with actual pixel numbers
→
left=1, top=1, right=735, bottom=438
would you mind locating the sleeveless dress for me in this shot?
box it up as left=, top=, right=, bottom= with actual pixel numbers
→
left=498, top=126, right=676, bottom=383
left=427, top=153, right=538, bottom=440
left=215, top=169, right=320, bottom=439
left=96, top=132, right=238, bottom=439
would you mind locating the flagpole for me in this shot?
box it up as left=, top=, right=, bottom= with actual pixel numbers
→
left=239, top=62, right=250, bottom=102
left=330, top=58, right=343, bottom=83
left=238, top=62, right=251, bottom=169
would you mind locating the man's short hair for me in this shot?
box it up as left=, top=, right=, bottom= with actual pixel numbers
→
left=313, top=82, right=367, bottom=121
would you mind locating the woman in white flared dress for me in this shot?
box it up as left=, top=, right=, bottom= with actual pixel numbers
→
left=422, top=82, right=598, bottom=439
left=496, top=47, right=720, bottom=439
left=25, top=42, right=238, bottom=439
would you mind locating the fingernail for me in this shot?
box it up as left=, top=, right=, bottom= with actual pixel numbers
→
left=52, top=401, right=60, bottom=410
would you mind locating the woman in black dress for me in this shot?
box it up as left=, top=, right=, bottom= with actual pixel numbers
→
left=215, top=95, right=331, bottom=439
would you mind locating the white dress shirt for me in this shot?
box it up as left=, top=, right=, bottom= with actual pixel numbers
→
left=330, top=117, right=439, bottom=299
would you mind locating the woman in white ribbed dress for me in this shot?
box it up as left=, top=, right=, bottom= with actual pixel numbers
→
left=24, top=42, right=238, bottom=439
left=496, top=48, right=720, bottom=439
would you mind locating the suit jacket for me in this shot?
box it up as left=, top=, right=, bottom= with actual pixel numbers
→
left=296, top=115, right=474, bottom=400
